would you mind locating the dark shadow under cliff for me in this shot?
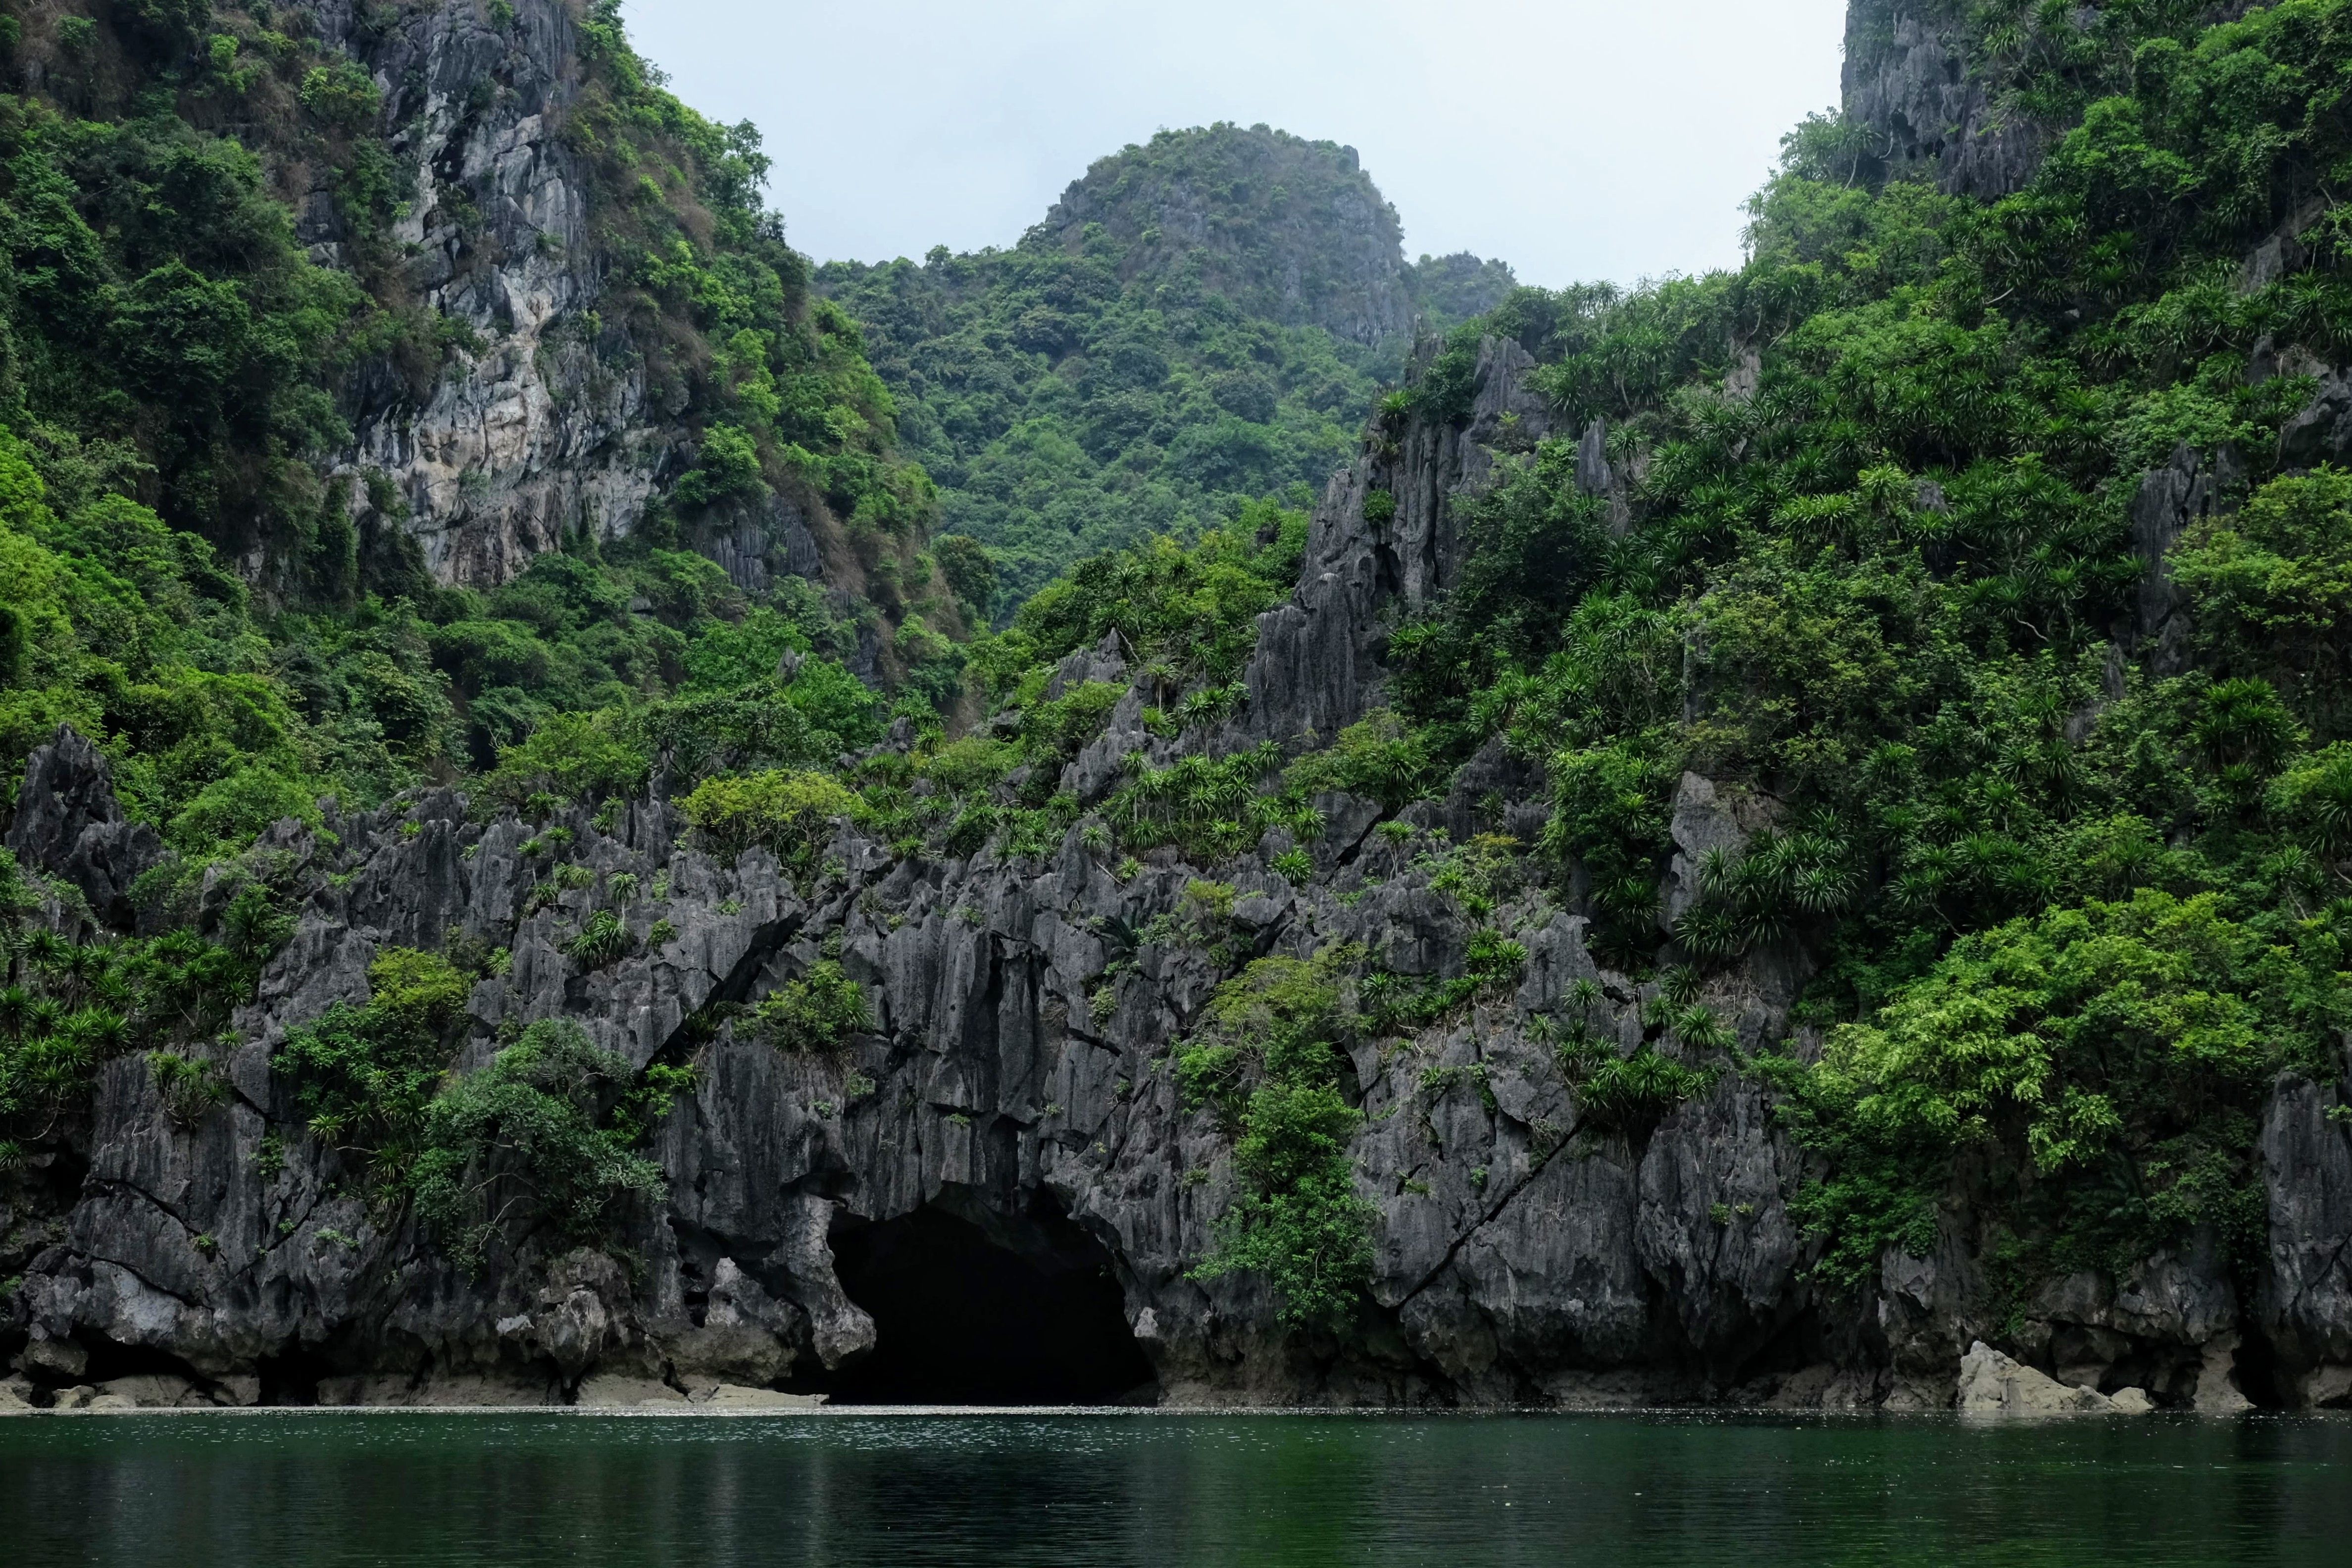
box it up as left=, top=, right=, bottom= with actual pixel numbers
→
left=825, top=1206, right=1155, bottom=1406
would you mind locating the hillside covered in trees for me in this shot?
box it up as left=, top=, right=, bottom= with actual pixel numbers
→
left=821, top=124, right=1516, bottom=613
left=0, top=0, right=963, bottom=872
left=1346, top=0, right=2352, bottom=1321
left=1, top=0, right=2351, bottom=1416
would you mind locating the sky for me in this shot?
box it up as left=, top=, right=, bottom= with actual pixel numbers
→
left=621, top=0, right=1852, bottom=290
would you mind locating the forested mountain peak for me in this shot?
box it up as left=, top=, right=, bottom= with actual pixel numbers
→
left=1030, top=123, right=1415, bottom=348
left=820, top=122, right=1515, bottom=613
left=10, top=0, right=2352, bottom=1423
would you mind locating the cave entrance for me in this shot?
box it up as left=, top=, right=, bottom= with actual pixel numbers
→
left=827, top=1201, right=1155, bottom=1406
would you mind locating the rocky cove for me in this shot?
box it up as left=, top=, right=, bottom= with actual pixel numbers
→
left=4, top=328, right=2349, bottom=1416
left=2, top=0, right=2352, bottom=1435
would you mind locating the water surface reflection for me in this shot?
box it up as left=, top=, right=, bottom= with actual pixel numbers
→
left=3, top=1410, right=2346, bottom=1566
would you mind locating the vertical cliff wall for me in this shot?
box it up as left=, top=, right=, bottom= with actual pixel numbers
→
left=11, top=317, right=2343, bottom=1411
left=302, top=0, right=671, bottom=587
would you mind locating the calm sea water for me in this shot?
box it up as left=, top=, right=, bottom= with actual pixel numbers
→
left=1, top=1410, right=2346, bottom=1566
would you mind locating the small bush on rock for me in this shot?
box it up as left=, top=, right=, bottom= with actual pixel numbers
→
left=679, top=768, right=858, bottom=874
left=409, top=1019, right=663, bottom=1276
left=751, top=961, right=868, bottom=1053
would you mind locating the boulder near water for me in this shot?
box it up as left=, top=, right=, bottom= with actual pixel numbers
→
left=1956, top=1343, right=2155, bottom=1416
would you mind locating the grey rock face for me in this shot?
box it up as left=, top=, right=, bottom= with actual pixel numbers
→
left=1957, top=1341, right=2147, bottom=1416
left=1242, top=334, right=1552, bottom=751
left=2279, top=366, right=2352, bottom=472
left=1841, top=5, right=2050, bottom=198
left=2127, top=444, right=2244, bottom=672
left=690, top=493, right=829, bottom=597
left=295, top=0, right=677, bottom=588
left=4, top=725, right=162, bottom=928
left=1663, top=774, right=1780, bottom=926
left=2259, top=1076, right=2352, bottom=1389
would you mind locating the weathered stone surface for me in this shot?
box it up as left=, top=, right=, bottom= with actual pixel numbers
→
left=2299, top=1364, right=2352, bottom=1409
left=1842, top=7, right=2050, bottom=198
left=575, top=1374, right=688, bottom=1408
left=92, top=1374, right=207, bottom=1410
left=1237, top=333, right=1551, bottom=756
left=1636, top=1076, right=1807, bottom=1368
left=1, top=204, right=2337, bottom=1411
left=317, top=1372, right=557, bottom=1408
left=2128, top=444, right=2244, bottom=670
left=2280, top=367, right=2352, bottom=472
left=1958, top=1341, right=2123, bottom=1416
left=2194, top=1333, right=2256, bottom=1415
left=7, top=456, right=2318, bottom=1414
left=694, top=1384, right=827, bottom=1410
left=2260, top=1076, right=2352, bottom=1402
left=289, top=0, right=725, bottom=590
left=1663, top=774, right=1781, bottom=926
left=4, top=726, right=162, bottom=929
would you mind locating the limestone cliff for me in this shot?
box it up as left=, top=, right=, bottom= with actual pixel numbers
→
left=1035, top=125, right=1417, bottom=350
left=8, top=0, right=2352, bottom=1419
left=305, top=0, right=671, bottom=589
left=8, top=326, right=2347, bottom=1412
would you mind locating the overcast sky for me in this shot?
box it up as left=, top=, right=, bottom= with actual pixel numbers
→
left=621, top=1, right=1852, bottom=289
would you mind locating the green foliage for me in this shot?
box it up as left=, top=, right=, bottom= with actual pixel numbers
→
left=0, top=851, right=289, bottom=1132
left=408, top=1019, right=664, bottom=1275
left=934, top=534, right=997, bottom=622
left=750, top=960, right=869, bottom=1053
left=1343, top=0, right=2352, bottom=1297
left=272, top=947, right=469, bottom=1173
left=1284, top=710, right=1437, bottom=809
left=1769, top=889, right=2340, bottom=1287
left=0, top=1, right=993, bottom=1273
left=672, top=423, right=768, bottom=509
left=298, top=62, right=381, bottom=129
left=679, top=767, right=858, bottom=874
left=564, top=910, right=632, bottom=969
left=0, top=91, right=371, bottom=557
left=1357, top=926, right=1528, bottom=1033
left=971, top=498, right=1306, bottom=709
left=147, top=1048, right=225, bottom=1127
left=1182, top=951, right=1376, bottom=1331
left=481, top=710, right=650, bottom=814
left=2174, top=468, right=2352, bottom=736
left=1576, top=1048, right=1716, bottom=1138
left=818, top=123, right=1514, bottom=613
left=1111, top=742, right=1295, bottom=861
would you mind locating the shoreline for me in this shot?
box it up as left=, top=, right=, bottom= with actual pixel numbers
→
left=4, top=1403, right=2342, bottom=1420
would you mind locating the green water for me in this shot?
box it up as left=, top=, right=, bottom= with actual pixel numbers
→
left=2, top=1411, right=2347, bottom=1566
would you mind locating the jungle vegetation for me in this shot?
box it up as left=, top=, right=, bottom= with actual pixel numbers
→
left=7, top=0, right=2352, bottom=1329
left=820, top=123, right=1515, bottom=614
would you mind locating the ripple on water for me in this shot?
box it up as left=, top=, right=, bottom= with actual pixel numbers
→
left=1, top=1409, right=2346, bottom=1567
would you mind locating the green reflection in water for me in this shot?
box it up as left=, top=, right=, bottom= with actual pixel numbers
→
left=0, top=1411, right=2345, bottom=1567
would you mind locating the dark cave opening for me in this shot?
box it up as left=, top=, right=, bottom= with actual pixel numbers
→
left=826, top=1204, right=1156, bottom=1407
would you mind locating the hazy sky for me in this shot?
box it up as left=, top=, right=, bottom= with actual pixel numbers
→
left=621, top=1, right=1852, bottom=289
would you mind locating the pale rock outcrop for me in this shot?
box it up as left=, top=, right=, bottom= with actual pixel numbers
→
left=575, top=1374, right=688, bottom=1408
left=1958, top=1342, right=2151, bottom=1416
left=297, top=0, right=682, bottom=588
left=692, top=1385, right=828, bottom=1410
left=1663, top=774, right=1782, bottom=926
